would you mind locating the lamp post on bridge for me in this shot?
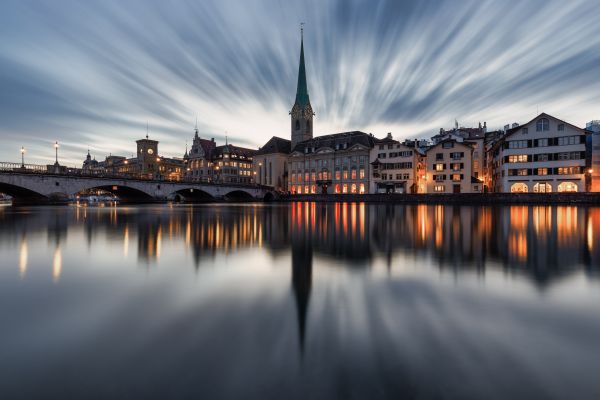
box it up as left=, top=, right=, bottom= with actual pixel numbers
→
left=20, top=146, right=25, bottom=169
left=53, top=141, right=61, bottom=174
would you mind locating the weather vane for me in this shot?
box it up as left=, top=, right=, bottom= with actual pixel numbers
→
left=300, top=22, right=305, bottom=38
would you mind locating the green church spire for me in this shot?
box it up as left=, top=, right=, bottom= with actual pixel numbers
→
left=295, top=24, right=310, bottom=107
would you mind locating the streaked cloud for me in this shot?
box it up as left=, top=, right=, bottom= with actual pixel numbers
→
left=0, top=0, right=599, bottom=165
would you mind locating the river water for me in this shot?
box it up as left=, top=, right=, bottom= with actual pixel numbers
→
left=0, top=203, right=599, bottom=399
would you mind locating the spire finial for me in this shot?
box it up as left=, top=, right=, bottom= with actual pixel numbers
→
left=300, top=22, right=304, bottom=40
left=146, top=121, right=149, bottom=139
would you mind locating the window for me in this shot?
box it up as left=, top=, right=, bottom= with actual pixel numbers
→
left=511, top=183, right=529, bottom=193
left=537, top=168, right=548, bottom=175
left=536, top=118, right=549, bottom=131
left=388, top=144, right=394, bottom=149
left=473, top=160, right=480, bottom=170
left=378, top=153, right=387, bottom=158
left=399, top=151, right=413, bottom=157
left=534, top=183, right=552, bottom=193
left=359, top=183, right=365, bottom=194
left=537, top=138, right=549, bottom=147
left=359, top=168, right=365, bottom=179
left=304, top=185, right=309, bottom=194
left=335, top=184, right=340, bottom=194
left=557, top=167, right=581, bottom=175
left=508, top=155, right=528, bottom=163
left=342, top=184, right=348, bottom=193
left=558, top=182, right=578, bottom=192
left=434, top=174, right=445, bottom=182
left=509, top=140, right=529, bottom=149
left=343, top=168, right=348, bottom=180
left=351, top=184, right=357, bottom=193
left=351, top=168, right=357, bottom=180
left=379, top=145, right=384, bottom=150
left=557, top=136, right=578, bottom=146
left=442, top=142, right=454, bottom=149
left=537, top=154, right=549, bottom=162
left=517, top=169, right=528, bottom=176
left=522, top=127, right=528, bottom=134
left=450, top=152, right=464, bottom=160
left=434, top=185, right=445, bottom=192
left=436, top=153, right=444, bottom=160
left=452, top=174, right=461, bottom=181
left=311, top=185, right=316, bottom=194
left=403, top=173, right=410, bottom=180
left=434, top=163, right=444, bottom=171
left=335, top=168, right=341, bottom=180
left=558, top=124, right=565, bottom=131
left=451, top=163, right=461, bottom=171
left=396, top=174, right=402, bottom=180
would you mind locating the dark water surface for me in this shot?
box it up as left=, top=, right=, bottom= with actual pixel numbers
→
left=1, top=203, right=599, bottom=399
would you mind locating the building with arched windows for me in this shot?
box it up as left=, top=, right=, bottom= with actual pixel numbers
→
left=488, top=113, right=591, bottom=193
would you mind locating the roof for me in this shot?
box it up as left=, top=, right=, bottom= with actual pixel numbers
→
left=425, top=138, right=474, bottom=152
left=503, top=112, right=586, bottom=140
left=212, top=144, right=257, bottom=159
left=256, top=136, right=291, bottom=155
left=294, top=33, right=310, bottom=107
left=290, top=131, right=375, bottom=153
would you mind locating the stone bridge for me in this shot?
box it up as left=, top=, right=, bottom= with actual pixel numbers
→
left=0, top=169, right=276, bottom=204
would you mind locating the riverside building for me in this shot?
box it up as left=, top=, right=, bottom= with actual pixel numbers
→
left=489, top=113, right=590, bottom=193
left=369, top=133, right=425, bottom=193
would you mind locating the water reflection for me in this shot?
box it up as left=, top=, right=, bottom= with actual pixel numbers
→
left=1, top=203, right=600, bottom=399
left=1, top=203, right=599, bottom=283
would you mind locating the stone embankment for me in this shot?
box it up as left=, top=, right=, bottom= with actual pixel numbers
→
left=278, top=193, right=600, bottom=205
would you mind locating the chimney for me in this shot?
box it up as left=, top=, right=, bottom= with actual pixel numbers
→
left=483, top=121, right=487, bottom=133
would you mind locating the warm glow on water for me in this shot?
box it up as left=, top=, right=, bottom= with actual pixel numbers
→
left=0, top=203, right=599, bottom=399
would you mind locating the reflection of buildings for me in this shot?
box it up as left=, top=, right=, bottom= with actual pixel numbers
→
left=1, top=203, right=599, bottom=286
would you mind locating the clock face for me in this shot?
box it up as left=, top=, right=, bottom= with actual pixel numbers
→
left=303, top=105, right=313, bottom=119
left=291, top=104, right=301, bottom=119
left=147, top=148, right=154, bottom=155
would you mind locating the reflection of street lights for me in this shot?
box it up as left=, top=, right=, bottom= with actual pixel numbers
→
left=20, top=146, right=25, bottom=168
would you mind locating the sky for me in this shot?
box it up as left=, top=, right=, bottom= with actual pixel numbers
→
left=1, top=0, right=600, bottom=166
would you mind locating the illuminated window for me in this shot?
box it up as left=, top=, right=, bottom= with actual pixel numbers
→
left=335, top=169, right=341, bottom=180
left=351, top=168, right=357, bottom=180
left=533, top=182, right=552, bottom=193
left=359, top=183, right=365, bottom=194
left=342, top=184, right=348, bottom=193
left=343, top=168, right=348, bottom=180
left=434, top=185, right=445, bottom=192
left=557, top=182, right=578, bottom=192
left=351, top=183, right=357, bottom=193
left=335, top=184, right=340, bottom=194
left=511, top=183, right=529, bottom=193
left=311, top=185, right=316, bottom=194
left=304, top=185, right=309, bottom=194
left=434, top=163, right=444, bottom=171
left=359, top=168, right=365, bottom=179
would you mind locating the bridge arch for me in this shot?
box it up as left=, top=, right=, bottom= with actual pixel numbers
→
left=224, top=189, right=256, bottom=202
left=168, top=188, right=215, bottom=203
left=76, top=185, right=154, bottom=203
left=0, top=182, right=49, bottom=205
left=263, top=191, right=278, bottom=202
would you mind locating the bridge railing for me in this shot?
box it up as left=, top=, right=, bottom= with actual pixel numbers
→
left=0, top=162, right=274, bottom=191
left=0, top=162, right=47, bottom=172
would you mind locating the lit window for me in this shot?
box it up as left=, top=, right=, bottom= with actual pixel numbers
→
left=342, top=184, right=348, bottom=193
left=434, top=185, right=445, bottom=192
left=351, top=184, right=357, bottom=193
left=359, top=183, right=365, bottom=194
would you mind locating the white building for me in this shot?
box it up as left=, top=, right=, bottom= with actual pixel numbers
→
left=425, top=139, right=481, bottom=193
left=493, top=113, right=590, bottom=193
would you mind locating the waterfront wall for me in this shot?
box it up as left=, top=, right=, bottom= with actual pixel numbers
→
left=279, top=193, right=600, bottom=205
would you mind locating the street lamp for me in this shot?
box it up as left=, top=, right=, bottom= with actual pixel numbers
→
left=54, top=141, right=59, bottom=165
left=20, top=146, right=25, bottom=168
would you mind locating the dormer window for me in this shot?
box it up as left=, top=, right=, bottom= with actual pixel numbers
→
left=536, top=118, right=549, bottom=131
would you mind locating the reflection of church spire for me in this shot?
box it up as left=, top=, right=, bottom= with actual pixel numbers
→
left=291, top=235, right=313, bottom=355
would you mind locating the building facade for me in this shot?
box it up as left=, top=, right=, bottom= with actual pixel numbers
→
left=255, top=136, right=291, bottom=191
left=491, top=113, right=590, bottom=193
left=425, top=139, right=480, bottom=193
left=370, top=133, right=425, bottom=193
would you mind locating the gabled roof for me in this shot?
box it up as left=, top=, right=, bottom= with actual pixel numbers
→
left=290, top=131, right=375, bottom=154
left=503, top=113, right=586, bottom=140
left=256, top=136, right=291, bottom=155
left=425, top=138, right=474, bottom=152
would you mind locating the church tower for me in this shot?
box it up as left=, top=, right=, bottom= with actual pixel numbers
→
left=290, top=25, right=314, bottom=149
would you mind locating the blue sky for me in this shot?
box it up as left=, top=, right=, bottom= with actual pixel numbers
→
left=1, top=0, right=600, bottom=166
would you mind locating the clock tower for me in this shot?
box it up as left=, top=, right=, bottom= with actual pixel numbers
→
left=290, top=25, right=314, bottom=149
left=136, top=134, right=159, bottom=177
